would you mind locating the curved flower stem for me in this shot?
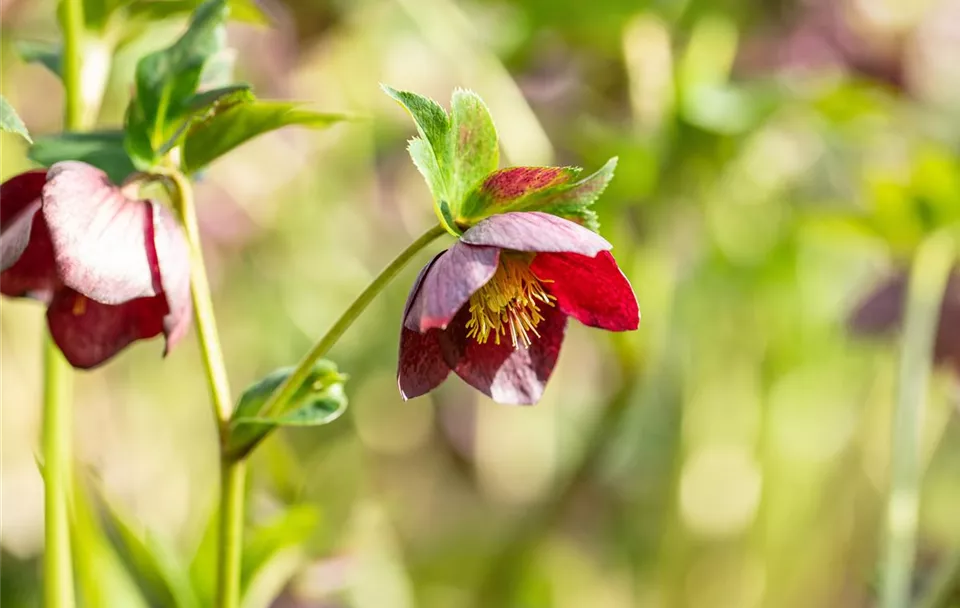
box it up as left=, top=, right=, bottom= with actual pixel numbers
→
left=165, top=170, right=240, bottom=608
left=42, top=0, right=88, bottom=605
left=880, top=231, right=955, bottom=608
left=256, top=222, right=448, bottom=420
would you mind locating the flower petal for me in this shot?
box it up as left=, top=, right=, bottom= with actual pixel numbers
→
left=459, top=211, right=611, bottom=256
left=404, top=242, right=500, bottom=332
left=398, top=327, right=450, bottom=400
left=1, top=170, right=48, bottom=270
left=398, top=255, right=452, bottom=399
left=46, top=288, right=168, bottom=369
left=531, top=251, right=640, bottom=331
left=438, top=304, right=567, bottom=405
left=151, top=203, right=192, bottom=354
left=0, top=171, right=58, bottom=301
left=42, top=161, right=160, bottom=304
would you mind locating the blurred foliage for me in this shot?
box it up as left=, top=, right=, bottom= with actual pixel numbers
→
left=2, top=0, right=960, bottom=607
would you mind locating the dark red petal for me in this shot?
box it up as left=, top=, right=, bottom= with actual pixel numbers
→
left=151, top=204, right=192, bottom=354
left=531, top=251, right=640, bottom=331
left=0, top=171, right=59, bottom=301
left=405, top=242, right=500, bottom=332
left=398, top=326, right=450, bottom=399
left=399, top=254, right=453, bottom=398
left=1, top=170, right=48, bottom=269
left=46, top=288, right=168, bottom=369
left=438, top=304, right=567, bottom=405
left=460, top=211, right=611, bottom=256
left=42, top=161, right=160, bottom=304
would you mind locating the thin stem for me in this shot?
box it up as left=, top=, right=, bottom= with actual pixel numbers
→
left=256, top=223, right=448, bottom=420
left=880, top=231, right=955, bottom=608
left=42, top=0, right=87, bottom=605
left=168, top=170, right=234, bottom=433
left=166, top=170, right=239, bottom=608
left=217, top=460, right=247, bottom=608
left=61, top=0, right=85, bottom=130
left=42, top=339, right=75, bottom=608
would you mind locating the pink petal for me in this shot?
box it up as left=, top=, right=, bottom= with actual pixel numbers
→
left=151, top=204, right=192, bottom=353
left=46, top=288, right=168, bottom=369
left=42, top=161, right=161, bottom=305
left=438, top=304, right=567, bottom=405
left=1, top=171, right=58, bottom=301
left=404, top=243, right=500, bottom=332
left=460, top=211, right=611, bottom=256
left=531, top=251, right=640, bottom=331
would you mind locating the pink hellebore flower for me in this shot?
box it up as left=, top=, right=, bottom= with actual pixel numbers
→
left=398, top=211, right=640, bottom=405
left=0, top=161, right=191, bottom=368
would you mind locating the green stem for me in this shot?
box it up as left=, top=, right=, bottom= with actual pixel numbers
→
left=166, top=171, right=239, bottom=608
left=880, top=231, right=955, bottom=608
left=168, top=171, right=234, bottom=431
left=42, top=0, right=88, bottom=605
left=42, top=339, right=75, bottom=608
left=257, top=223, right=448, bottom=420
left=61, top=0, right=85, bottom=130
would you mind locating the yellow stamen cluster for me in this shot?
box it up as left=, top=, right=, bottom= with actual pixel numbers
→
left=465, top=255, right=555, bottom=348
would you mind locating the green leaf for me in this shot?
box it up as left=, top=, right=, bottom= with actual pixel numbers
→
left=226, top=360, right=348, bottom=460
left=17, top=41, right=62, bottom=78
left=448, top=89, right=498, bottom=211
left=126, top=0, right=229, bottom=166
left=125, top=0, right=269, bottom=26
left=71, top=475, right=151, bottom=608
left=0, top=96, right=32, bottom=143
left=382, top=85, right=452, bottom=202
left=458, top=157, right=618, bottom=231
left=89, top=483, right=202, bottom=608
left=29, top=131, right=137, bottom=183
left=181, top=101, right=350, bottom=172
left=79, top=0, right=130, bottom=32
left=240, top=505, right=319, bottom=608
left=158, top=84, right=254, bottom=155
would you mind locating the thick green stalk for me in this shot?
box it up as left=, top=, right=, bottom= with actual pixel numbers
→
left=880, top=232, right=955, bottom=608
left=42, top=0, right=88, bottom=605
left=166, top=171, right=240, bottom=608
left=257, top=223, right=447, bottom=419
left=42, top=340, right=74, bottom=608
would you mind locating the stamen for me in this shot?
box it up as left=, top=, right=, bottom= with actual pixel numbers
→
left=72, top=295, right=87, bottom=316
left=465, top=255, right=555, bottom=349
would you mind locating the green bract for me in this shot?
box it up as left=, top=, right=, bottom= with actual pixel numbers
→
left=0, top=95, right=32, bottom=143
left=226, top=360, right=348, bottom=460
left=383, top=85, right=617, bottom=233
left=125, top=0, right=229, bottom=168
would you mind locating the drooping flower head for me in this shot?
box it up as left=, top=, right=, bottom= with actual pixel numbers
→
left=399, top=211, right=638, bottom=404
left=0, top=161, right=191, bottom=368
left=385, top=86, right=639, bottom=404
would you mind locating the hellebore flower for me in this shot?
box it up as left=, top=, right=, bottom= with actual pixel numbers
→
left=849, top=270, right=960, bottom=373
left=398, top=211, right=640, bottom=404
left=0, top=161, right=192, bottom=369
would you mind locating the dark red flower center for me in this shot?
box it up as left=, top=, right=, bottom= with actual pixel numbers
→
left=465, top=253, right=555, bottom=348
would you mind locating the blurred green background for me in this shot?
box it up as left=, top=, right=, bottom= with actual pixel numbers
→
left=2, top=0, right=960, bottom=606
